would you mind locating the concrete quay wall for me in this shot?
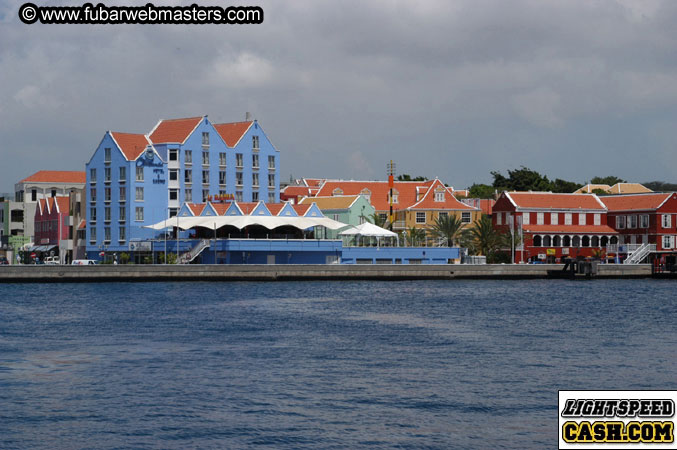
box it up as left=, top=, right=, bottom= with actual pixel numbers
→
left=0, top=264, right=652, bottom=283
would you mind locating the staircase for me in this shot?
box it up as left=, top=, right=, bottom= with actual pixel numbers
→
left=623, top=243, right=655, bottom=264
left=179, top=239, right=210, bottom=264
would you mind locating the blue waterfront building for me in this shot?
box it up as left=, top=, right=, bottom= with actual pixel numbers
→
left=85, top=115, right=280, bottom=257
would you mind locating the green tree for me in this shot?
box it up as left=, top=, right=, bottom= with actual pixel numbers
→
left=366, top=212, right=386, bottom=228
left=430, top=214, right=465, bottom=247
left=590, top=175, right=625, bottom=185
left=591, top=188, right=608, bottom=195
left=643, top=181, right=677, bottom=191
left=397, top=174, right=427, bottom=181
left=404, top=227, right=427, bottom=246
left=466, top=215, right=504, bottom=261
left=551, top=178, right=583, bottom=193
left=468, top=183, right=495, bottom=199
left=492, top=167, right=552, bottom=192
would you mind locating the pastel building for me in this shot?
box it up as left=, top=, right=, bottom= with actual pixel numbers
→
left=85, top=115, right=280, bottom=258
left=298, top=195, right=375, bottom=238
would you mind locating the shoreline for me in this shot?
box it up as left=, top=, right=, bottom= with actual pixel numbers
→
left=0, top=263, right=655, bottom=283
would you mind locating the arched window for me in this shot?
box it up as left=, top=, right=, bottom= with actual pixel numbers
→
left=582, top=236, right=590, bottom=247
left=601, top=236, right=609, bottom=247
left=591, top=236, right=599, bottom=247
left=563, top=236, right=571, bottom=247
left=360, top=188, right=371, bottom=201
left=610, top=236, right=618, bottom=245
left=533, top=235, right=542, bottom=247
left=543, top=235, right=551, bottom=247
left=332, top=188, right=343, bottom=196
left=434, top=187, right=445, bottom=202
left=572, top=236, right=581, bottom=247
left=553, top=236, right=561, bottom=247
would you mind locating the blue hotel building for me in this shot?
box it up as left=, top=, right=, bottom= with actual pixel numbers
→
left=85, top=115, right=280, bottom=257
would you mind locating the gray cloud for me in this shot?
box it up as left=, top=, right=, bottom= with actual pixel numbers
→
left=1, top=0, right=677, bottom=193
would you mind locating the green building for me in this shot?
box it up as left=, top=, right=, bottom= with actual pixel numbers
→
left=299, top=195, right=375, bottom=238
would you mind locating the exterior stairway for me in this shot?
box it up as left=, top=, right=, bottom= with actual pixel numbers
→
left=623, top=243, right=655, bottom=264
left=179, top=239, right=210, bottom=264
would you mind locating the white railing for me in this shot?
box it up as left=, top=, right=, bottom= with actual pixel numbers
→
left=179, top=239, right=210, bottom=264
left=606, top=243, right=645, bottom=254
left=624, top=243, right=656, bottom=264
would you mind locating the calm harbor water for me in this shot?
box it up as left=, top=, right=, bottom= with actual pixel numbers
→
left=1, top=280, right=675, bottom=449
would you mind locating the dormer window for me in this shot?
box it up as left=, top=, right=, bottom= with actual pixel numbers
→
left=360, top=188, right=371, bottom=201
left=332, top=188, right=343, bottom=196
left=389, top=189, right=399, bottom=204
left=434, top=190, right=445, bottom=202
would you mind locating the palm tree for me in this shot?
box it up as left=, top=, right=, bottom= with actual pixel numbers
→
left=404, top=227, right=427, bottom=247
left=366, top=212, right=387, bottom=228
left=431, top=214, right=465, bottom=247
left=467, top=215, right=503, bottom=259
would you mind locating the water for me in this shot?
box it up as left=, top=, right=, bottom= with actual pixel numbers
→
left=0, top=280, right=675, bottom=449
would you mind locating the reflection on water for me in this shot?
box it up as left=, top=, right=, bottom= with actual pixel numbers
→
left=1, top=280, right=675, bottom=449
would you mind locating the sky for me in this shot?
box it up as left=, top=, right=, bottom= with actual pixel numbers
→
left=1, top=0, right=677, bottom=193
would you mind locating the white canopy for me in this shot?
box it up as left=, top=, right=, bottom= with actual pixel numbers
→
left=339, top=222, right=398, bottom=237
left=143, top=215, right=348, bottom=231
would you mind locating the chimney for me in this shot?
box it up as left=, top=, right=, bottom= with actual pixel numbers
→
left=245, top=112, right=252, bottom=121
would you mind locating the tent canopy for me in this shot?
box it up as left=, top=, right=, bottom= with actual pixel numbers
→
left=339, top=222, right=398, bottom=237
left=143, top=215, right=348, bottom=232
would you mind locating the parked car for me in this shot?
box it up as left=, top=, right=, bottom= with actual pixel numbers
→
left=44, top=256, right=60, bottom=265
left=0, top=256, right=9, bottom=265
left=71, top=259, right=98, bottom=265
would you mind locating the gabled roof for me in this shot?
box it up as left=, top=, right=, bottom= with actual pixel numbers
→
left=54, top=196, right=69, bottom=214
left=213, top=121, right=252, bottom=147
left=292, top=204, right=311, bottom=216
left=281, top=185, right=313, bottom=198
left=266, top=203, right=285, bottom=216
left=237, top=202, right=259, bottom=215
left=303, top=178, right=325, bottom=187
left=149, top=117, right=202, bottom=144
left=607, top=183, right=652, bottom=194
left=37, top=198, right=48, bottom=215
left=573, top=184, right=611, bottom=194
left=110, top=132, right=151, bottom=161
left=78, top=220, right=86, bottom=230
left=210, top=203, right=231, bottom=215
left=20, top=170, right=86, bottom=184
left=251, top=202, right=272, bottom=216
left=299, top=195, right=360, bottom=210
left=315, top=179, right=435, bottom=210
left=408, top=180, right=476, bottom=211
left=505, top=192, right=606, bottom=210
left=187, top=203, right=207, bottom=216
left=601, top=193, right=673, bottom=211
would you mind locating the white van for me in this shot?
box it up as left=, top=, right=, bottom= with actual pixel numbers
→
left=71, top=259, right=97, bottom=265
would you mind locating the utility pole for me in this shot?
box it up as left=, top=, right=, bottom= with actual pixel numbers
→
left=387, top=160, right=396, bottom=231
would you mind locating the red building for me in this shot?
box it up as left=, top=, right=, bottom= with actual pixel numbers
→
left=33, top=196, right=70, bottom=259
left=601, top=193, right=677, bottom=262
left=493, top=192, right=618, bottom=263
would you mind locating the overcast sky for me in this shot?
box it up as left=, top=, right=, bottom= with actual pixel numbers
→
left=1, top=0, right=677, bottom=193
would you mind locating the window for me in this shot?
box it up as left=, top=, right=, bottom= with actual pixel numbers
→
left=435, top=191, right=445, bottom=202
left=252, top=172, right=258, bottom=187
left=537, top=212, right=544, bottom=225
left=219, top=171, right=227, bottom=186
left=416, top=212, right=426, bottom=224
left=236, top=172, right=243, bottom=186
left=578, top=213, right=586, bottom=226
left=119, top=226, right=126, bottom=242
left=136, top=166, right=144, bottom=181
left=662, top=214, right=671, bottom=228
left=268, top=155, right=275, bottom=169
left=202, top=132, right=209, bottom=146
left=461, top=212, right=471, bottom=223
left=268, top=174, right=275, bottom=188
left=252, top=135, right=259, bottom=149
left=252, top=191, right=259, bottom=201
left=119, top=186, right=126, bottom=202
left=51, top=189, right=57, bottom=197
left=119, top=206, right=126, bottom=222
left=135, top=187, right=143, bottom=201
left=333, top=188, right=343, bottom=196
left=169, top=189, right=178, bottom=201
left=169, top=169, right=178, bottom=181
left=135, top=207, right=144, bottom=221
left=333, top=214, right=340, bottom=221
left=185, top=169, right=192, bottom=184
left=380, top=213, right=388, bottom=222
left=202, top=170, right=209, bottom=184
left=169, top=208, right=178, bottom=218
left=185, top=150, right=192, bottom=164
left=104, top=187, right=111, bottom=203
left=202, top=151, right=209, bottom=166
left=236, top=153, right=243, bottom=167
left=185, top=189, right=192, bottom=202
left=104, top=147, right=111, bottom=162
left=616, top=215, right=625, bottom=229
left=236, top=191, right=243, bottom=202
left=252, top=154, right=259, bottom=168
left=90, top=226, right=96, bottom=243
left=268, top=192, right=275, bottom=203
left=90, top=188, right=97, bottom=203
left=219, top=152, right=226, bottom=167
left=90, top=207, right=97, bottom=222
left=119, top=166, right=126, bottom=181
left=565, top=213, right=572, bottom=225
left=497, top=213, right=502, bottom=225
left=104, top=167, right=111, bottom=182
left=104, top=227, right=111, bottom=243
left=439, top=212, right=448, bottom=220
left=169, top=149, right=178, bottom=161
left=640, top=214, right=649, bottom=228
left=90, top=168, right=96, bottom=183
left=663, top=235, right=674, bottom=249
left=104, top=207, right=111, bottom=223
left=550, top=213, right=557, bottom=225
left=594, top=213, right=601, bottom=226
left=628, top=215, right=637, bottom=228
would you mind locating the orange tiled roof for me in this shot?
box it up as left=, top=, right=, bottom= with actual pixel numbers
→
left=292, top=204, right=311, bottom=215
left=20, top=170, right=86, bottom=184
left=237, top=202, right=258, bottom=214
left=479, top=199, right=495, bottom=215
left=408, top=180, right=476, bottom=211
left=266, top=204, right=284, bottom=215
left=304, top=178, right=325, bottom=187
left=187, top=203, right=207, bottom=216
left=573, top=184, right=611, bottom=194
left=601, top=193, right=673, bottom=211
left=54, top=196, right=69, bottom=214
left=315, top=180, right=434, bottom=211
left=607, top=183, right=653, bottom=194
left=78, top=220, right=86, bottom=230
left=299, top=195, right=360, bottom=209
left=213, top=121, right=252, bottom=147
left=110, top=132, right=149, bottom=161
left=506, top=192, right=605, bottom=210
left=149, top=117, right=202, bottom=144
left=210, top=203, right=231, bottom=215
left=281, top=186, right=313, bottom=197
left=523, top=224, right=617, bottom=234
